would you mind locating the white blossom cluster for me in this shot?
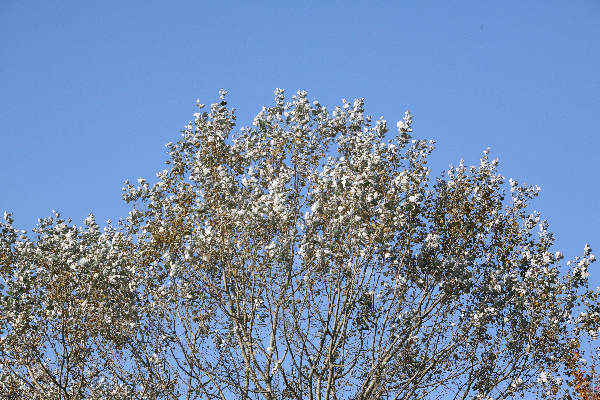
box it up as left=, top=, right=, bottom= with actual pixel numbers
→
left=1, top=89, right=597, bottom=399
left=0, top=211, right=145, bottom=398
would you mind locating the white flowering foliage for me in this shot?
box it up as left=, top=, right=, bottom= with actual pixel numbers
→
left=0, top=212, right=143, bottom=399
left=1, top=89, right=597, bottom=399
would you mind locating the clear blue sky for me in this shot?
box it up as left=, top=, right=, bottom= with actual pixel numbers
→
left=1, top=1, right=599, bottom=283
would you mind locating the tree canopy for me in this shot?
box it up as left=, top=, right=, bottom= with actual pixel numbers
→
left=1, top=89, right=598, bottom=399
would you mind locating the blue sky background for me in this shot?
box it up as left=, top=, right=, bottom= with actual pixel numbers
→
left=1, top=0, right=598, bottom=287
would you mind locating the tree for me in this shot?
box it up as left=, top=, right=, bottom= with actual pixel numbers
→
left=0, top=89, right=598, bottom=399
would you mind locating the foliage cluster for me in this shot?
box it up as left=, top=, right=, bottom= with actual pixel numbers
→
left=1, top=90, right=598, bottom=399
